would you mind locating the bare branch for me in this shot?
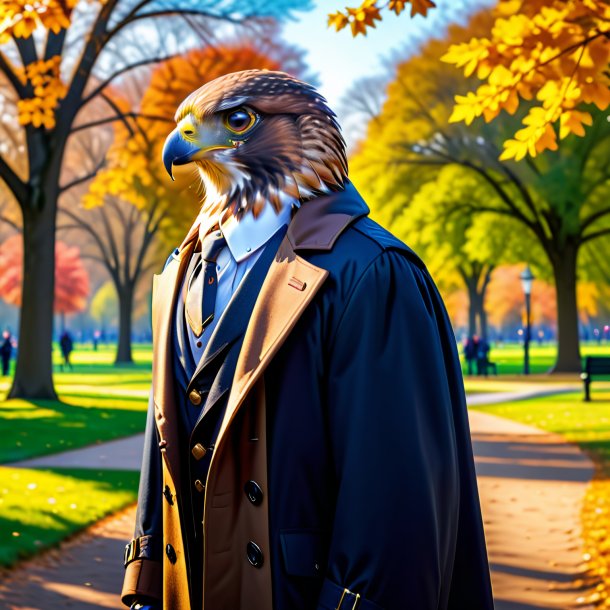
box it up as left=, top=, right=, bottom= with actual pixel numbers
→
left=79, top=54, right=179, bottom=108
left=70, top=111, right=172, bottom=134
left=0, top=51, right=27, bottom=97
left=105, top=9, right=241, bottom=43
left=59, top=156, right=106, bottom=193
left=0, top=155, right=27, bottom=203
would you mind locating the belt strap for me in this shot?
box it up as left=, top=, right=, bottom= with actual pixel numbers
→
left=318, top=579, right=384, bottom=610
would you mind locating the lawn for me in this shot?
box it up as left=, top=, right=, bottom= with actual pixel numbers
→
left=471, top=390, right=610, bottom=607
left=460, top=341, right=610, bottom=376
left=0, top=343, right=151, bottom=464
left=0, top=467, right=138, bottom=567
left=0, top=344, right=148, bottom=569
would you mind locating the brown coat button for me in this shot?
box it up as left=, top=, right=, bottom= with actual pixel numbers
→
left=191, top=444, right=207, bottom=460
left=194, top=479, right=205, bottom=493
left=189, top=389, right=202, bottom=406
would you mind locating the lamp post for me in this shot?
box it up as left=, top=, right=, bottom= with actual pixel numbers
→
left=520, top=265, right=535, bottom=375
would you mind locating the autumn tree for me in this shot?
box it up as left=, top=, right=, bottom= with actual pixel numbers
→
left=350, top=11, right=610, bottom=372
left=0, top=0, right=309, bottom=399
left=331, top=0, right=610, bottom=161
left=0, top=235, right=89, bottom=331
left=392, top=165, right=534, bottom=341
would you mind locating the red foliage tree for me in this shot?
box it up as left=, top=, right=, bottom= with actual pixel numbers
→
left=0, top=235, right=89, bottom=315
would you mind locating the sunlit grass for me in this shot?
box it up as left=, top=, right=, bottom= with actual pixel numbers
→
left=460, top=341, right=610, bottom=376
left=0, top=344, right=152, bottom=464
left=0, top=466, right=138, bottom=567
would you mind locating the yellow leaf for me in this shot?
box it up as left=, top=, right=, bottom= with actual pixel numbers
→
left=327, top=11, right=349, bottom=31
left=559, top=109, right=593, bottom=139
left=409, top=0, right=436, bottom=18
left=388, top=0, right=406, bottom=16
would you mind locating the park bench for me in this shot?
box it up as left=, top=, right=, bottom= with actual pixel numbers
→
left=581, top=356, right=610, bottom=401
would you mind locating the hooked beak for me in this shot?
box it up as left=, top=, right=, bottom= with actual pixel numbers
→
left=162, top=127, right=202, bottom=180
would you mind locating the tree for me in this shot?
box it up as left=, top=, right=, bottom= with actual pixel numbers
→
left=391, top=164, right=533, bottom=341
left=90, top=281, right=119, bottom=334
left=330, top=1, right=610, bottom=160
left=350, top=11, right=610, bottom=372
left=79, top=35, right=310, bottom=363
left=0, top=0, right=310, bottom=399
left=0, top=235, right=89, bottom=329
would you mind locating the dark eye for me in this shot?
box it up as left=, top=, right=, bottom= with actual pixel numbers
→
left=225, top=109, right=255, bottom=133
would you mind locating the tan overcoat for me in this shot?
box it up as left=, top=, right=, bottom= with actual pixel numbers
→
left=122, top=195, right=356, bottom=609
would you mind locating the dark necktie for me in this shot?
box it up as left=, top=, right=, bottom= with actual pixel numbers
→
left=185, top=230, right=227, bottom=337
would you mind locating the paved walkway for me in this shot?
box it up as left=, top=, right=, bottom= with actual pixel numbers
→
left=0, top=387, right=597, bottom=609
left=470, top=409, right=595, bottom=609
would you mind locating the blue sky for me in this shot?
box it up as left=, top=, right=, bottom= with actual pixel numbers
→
left=284, top=0, right=494, bottom=109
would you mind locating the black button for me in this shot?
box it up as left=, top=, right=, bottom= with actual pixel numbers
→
left=166, top=543, right=177, bottom=564
left=163, top=485, right=174, bottom=505
left=246, top=541, right=263, bottom=568
left=244, top=480, right=263, bottom=506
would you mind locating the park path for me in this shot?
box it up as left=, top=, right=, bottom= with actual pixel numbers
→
left=0, top=385, right=597, bottom=610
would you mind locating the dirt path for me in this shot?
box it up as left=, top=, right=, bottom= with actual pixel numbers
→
left=0, top=388, right=597, bottom=609
left=471, top=409, right=595, bottom=609
left=0, top=506, right=135, bottom=610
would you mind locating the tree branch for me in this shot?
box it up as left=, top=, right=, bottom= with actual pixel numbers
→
left=0, top=154, right=27, bottom=203
left=104, top=9, right=241, bottom=44
left=70, top=111, right=172, bottom=134
left=79, top=55, right=178, bottom=108
left=0, top=51, right=27, bottom=97
left=581, top=226, right=610, bottom=244
left=59, top=156, right=106, bottom=193
left=581, top=206, right=610, bottom=232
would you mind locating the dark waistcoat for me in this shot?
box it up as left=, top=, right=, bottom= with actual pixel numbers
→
left=171, top=226, right=287, bottom=608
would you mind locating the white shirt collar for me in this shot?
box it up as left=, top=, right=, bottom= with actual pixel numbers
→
left=212, top=198, right=294, bottom=263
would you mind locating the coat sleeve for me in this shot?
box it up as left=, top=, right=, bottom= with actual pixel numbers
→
left=319, top=249, right=493, bottom=610
left=121, top=389, right=163, bottom=606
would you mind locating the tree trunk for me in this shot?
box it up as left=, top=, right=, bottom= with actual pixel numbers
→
left=115, top=285, right=134, bottom=364
left=9, top=198, right=57, bottom=399
left=465, top=279, right=478, bottom=338
left=476, top=267, right=492, bottom=342
left=477, top=297, right=489, bottom=342
left=550, top=245, right=581, bottom=373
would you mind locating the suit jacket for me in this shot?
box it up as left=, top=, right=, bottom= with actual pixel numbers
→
left=122, top=183, right=495, bottom=610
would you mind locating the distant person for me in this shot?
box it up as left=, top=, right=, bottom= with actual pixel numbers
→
left=59, top=330, right=74, bottom=371
left=464, top=335, right=478, bottom=376
left=476, top=337, right=491, bottom=377
left=93, top=329, right=101, bottom=351
left=0, top=330, right=13, bottom=376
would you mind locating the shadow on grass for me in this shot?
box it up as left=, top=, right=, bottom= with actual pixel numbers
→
left=0, top=399, right=147, bottom=464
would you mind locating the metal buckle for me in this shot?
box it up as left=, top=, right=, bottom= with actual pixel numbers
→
left=336, top=588, right=361, bottom=610
left=123, top=538, right=139, bottom=567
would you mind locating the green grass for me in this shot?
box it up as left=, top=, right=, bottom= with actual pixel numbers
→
left=470, top=389, right=610, bottom=465
left=0, top=467, right=138, bottom=567
left=461, top=341, right=610, bottom=375
left=0, top=343, right=151, bottom=464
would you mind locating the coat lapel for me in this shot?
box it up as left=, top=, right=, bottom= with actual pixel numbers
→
left=187, top=226, right=287, bottom=425
left=212, top=236, right=329, bottom=450
left=152, top=235, right=197, bottom=481
left=154, top=183, right=370, bottom=480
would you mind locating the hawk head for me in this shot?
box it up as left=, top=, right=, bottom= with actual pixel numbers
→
left=162, top=69, right=348, bottom=220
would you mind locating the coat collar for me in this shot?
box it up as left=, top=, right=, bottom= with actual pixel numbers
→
left=152, top=183, right=369, bottom=482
